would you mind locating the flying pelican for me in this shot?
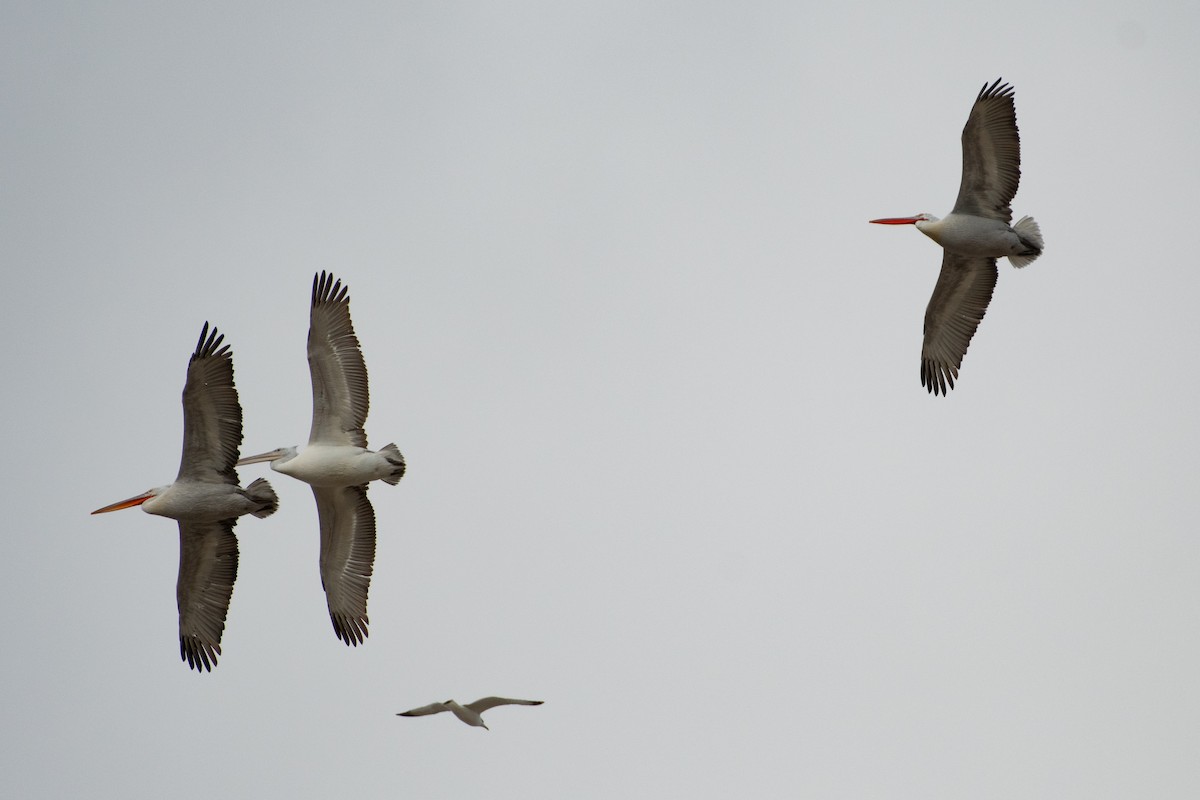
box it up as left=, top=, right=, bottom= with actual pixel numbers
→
left=237, top=271, right=405, bottom=646
left=870, top=78, right=1044, bottom=395
left=91, top=323, right=278, bottom=671
left=396, top=698, right=544, bottom=729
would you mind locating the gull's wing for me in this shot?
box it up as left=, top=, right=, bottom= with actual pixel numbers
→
left=307, top=272, right=369, bottom=448
left=466, top=697, right=544, bottom=713
left=397, top=702, right=451, bottom=717
left=177, top=323, right=242, bottom=484
left=951, top=79, right=1021, bottom=223
left=177, top=520, right=239, bottom=672
left=314, top=485, right=376, bottom=645
left=920, top=253, right=999, bottom=395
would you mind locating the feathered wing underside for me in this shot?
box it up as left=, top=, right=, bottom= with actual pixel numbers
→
left=307, top=272, right=370, bottom=448
left=466, top=697, right=544, bottom=712
left=921, top=253, right=999, bottom=395
left=314, top=484, right=376, bottom=645
left=397, top=703, right=450, bottom=717
left=177, top=520, right=239, bottom=672
left=178, top=323, right=242, bottom=484
left=951, top=78, right=1021, bottom=222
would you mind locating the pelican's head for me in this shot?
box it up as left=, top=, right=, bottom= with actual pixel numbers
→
left=91, top=486, right=166, bottom=515
left=237, top=447, right=299, bottom=470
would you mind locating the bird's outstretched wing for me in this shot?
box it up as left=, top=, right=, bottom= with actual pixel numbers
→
left=314, top=484, right=376, bottom=645
left=951, top=78, right=1021, bottom=222
left=397, top=702, right=450, bottom=717
left=177, top=519, right=239, bottom=671
left=178, top=323, right=242, bottom=485
left=920, top=252, right=999, bottom=395
left=307, top=272, right=370, bottom=448
left=466, top=697, right=544, bottom=713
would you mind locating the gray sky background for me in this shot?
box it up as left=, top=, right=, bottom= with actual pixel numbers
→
left=4, top=2, right=1199, bottom=798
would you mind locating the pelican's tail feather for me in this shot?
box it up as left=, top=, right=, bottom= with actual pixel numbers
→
left=1008, top=215, right=1043, bottom=269
left=379, top=444, right=406, bottom=486
left=246, top=478, right=279, bottom=518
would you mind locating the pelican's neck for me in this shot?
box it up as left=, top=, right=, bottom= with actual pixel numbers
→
left=268, top=446, right=301, bottom=474
left=914, top=214, right=944, bottom=244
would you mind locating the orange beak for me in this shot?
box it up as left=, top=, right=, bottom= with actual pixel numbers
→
left=869, top=217, right=922, bottom=225
left=91, top=491, right=154, bottom=514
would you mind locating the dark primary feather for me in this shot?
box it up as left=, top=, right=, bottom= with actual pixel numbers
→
left=307, top=271, right=370, bottom=448
left=177, top=322, right=242, bottom=484
left=951, top=78, right=1021, bottom=222
left=920, top=253, right=999, bottom=395
left=315, top=484, right=376, bottom=645
left=177, top=520, right=239, bottom=672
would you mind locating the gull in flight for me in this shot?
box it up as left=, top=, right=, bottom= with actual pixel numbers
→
left=238, top=272, right=405, bottom=646
left=397, top=698, right=544, bottom=729
left=871, top=78, right=1044, bottom=394
left=92, top=323, right=278, bottom=671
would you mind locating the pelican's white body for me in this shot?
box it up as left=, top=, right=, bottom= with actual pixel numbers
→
left=139, top=480, right=275, bottom=522
left=263, top=445, right=400, bottom=487
left=914, top=213, right=1023, bottom=257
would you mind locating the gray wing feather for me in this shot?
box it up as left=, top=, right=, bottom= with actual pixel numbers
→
left=314, top=484, right=376, bottom=645
left=177, top=520, right=239, bottom=672
left=921, top=253, right=998, bottom=395
left=397, top=703, right=450, bottom=717
left=178, top=323, right=242, bottom=484
left=307, top=272, right=370, bottom=448
left=466, top=697, right=544, bottom=713
left=951, top=79, right=1021, bottom=222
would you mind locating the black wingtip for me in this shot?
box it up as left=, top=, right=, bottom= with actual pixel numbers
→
left=920, top=360, right=956, bottom=397
left=192, top=321, right=230, bottom=362
left=332, top=613, right=369, bottom=646
left=312, top=271, right=349, bottom=307
left=181, top=636, right=219, bottom=672
left=977, top=77, right=1014, bottom=102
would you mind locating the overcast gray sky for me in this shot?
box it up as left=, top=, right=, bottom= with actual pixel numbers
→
left=4, top=1, right=1199, bottom=798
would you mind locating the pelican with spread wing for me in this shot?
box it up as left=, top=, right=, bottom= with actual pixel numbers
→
left=870, top=78, right=1044, bottom=394
left=238, top=272, right=405, bottom=646
left=92, top=323, right=278, bottom=671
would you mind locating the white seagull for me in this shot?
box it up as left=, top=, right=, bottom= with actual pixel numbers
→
left=396, top=698, right=544, bottom=729
left=91, top=323, right=278, bottom=671
left=870, top=78, right=1044, bottom=395
left=237, top=272, right=405, bottom=646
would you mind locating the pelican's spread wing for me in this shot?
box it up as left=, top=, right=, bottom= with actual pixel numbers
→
left=466, top=697, right=544, bottom=713
left=951, top=79, right=1021, bottom=222
left=314, top=484, right=376, bottom=645
left=307, top=272, right=369, bottom=448
left=921, top=253, right=999, bottom=395
left=177, top=323, right=242, bottom=484
left=397, top=702, right=450, bottom=717
left=177, top=519, right=239, bottom=672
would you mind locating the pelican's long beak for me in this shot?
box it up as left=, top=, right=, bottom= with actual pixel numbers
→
left=869, top=217, right=922, bottom=225
left=237, top=449, right=286, bottom=466
left=91, top=491, right=154, bottom=515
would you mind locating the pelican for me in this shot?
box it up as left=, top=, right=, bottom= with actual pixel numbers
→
left=871, top=78, right=1044, bottom=395
left=396, top=698, right=544, bottom=729
left=238, top=272, right=405, bottom=646
left=91, top=323, right=278, bottom=671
